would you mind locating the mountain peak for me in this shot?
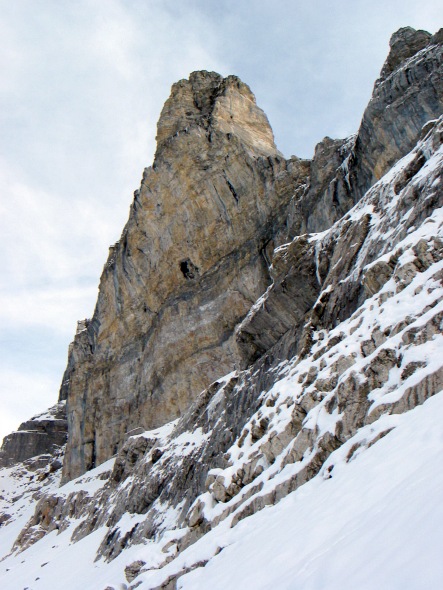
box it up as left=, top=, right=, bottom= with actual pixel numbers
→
left=155, top=70, right=277, bottom=156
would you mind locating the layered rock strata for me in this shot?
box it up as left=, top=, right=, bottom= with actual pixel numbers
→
left=4, top=110, right=442, bottom=590
left=289, top=26, right=443, bottom=234
left=0, top=402, right=67, bottom=468
left=61, top=28, right=442, bottom=483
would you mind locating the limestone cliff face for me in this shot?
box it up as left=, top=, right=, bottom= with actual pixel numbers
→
left=60, top=71, right=308, bottom=482
left=7, top=100, right=443, bottom=590
left=2, top=28, right=442, bottom=485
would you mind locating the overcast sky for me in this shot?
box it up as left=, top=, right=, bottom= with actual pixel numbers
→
left=0, top=0, right=441, bottom=443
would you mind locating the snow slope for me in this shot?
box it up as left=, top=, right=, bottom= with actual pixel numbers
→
left=176, top=392, right=443, bottom=590
left=0, top=393, right=442, bottom=589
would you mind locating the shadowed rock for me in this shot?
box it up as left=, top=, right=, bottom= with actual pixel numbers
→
left=289, top=27, right=443, bottom=235
left=0, top=402, right=67, bottom=468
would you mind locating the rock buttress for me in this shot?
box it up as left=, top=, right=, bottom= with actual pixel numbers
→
left=61, top=71, right=309, bottom=482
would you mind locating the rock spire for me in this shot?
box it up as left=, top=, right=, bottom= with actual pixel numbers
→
left=60, top=71, right=307, bottom=481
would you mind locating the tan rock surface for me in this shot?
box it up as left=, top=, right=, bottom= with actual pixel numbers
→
left=60, top=71, right=307, bottom=481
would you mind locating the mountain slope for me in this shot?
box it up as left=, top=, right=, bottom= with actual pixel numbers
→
left=0, top=27, right=442, bottom=590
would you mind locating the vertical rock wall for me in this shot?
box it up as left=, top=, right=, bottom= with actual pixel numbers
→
left=61, top=72, right=309, bottom=481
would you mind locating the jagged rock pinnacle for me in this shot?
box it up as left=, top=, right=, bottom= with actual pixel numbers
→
left=155, top=70, right=278, bottom=156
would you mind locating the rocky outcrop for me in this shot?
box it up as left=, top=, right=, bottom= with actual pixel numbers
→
left=60, top=71, right=309, bottom=482
left=377, top=27, right=432, bottom=84
left=287, top=134, right=355, bottom=234
left=0, top=402, right=67, bottom=468
left=62, top=28, right=443, bottom=484
left=354, top=27, right=443, bottom=195
left=6, top=29, right=441, bottom=483
left=236, top=233, right=320, bottom=364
